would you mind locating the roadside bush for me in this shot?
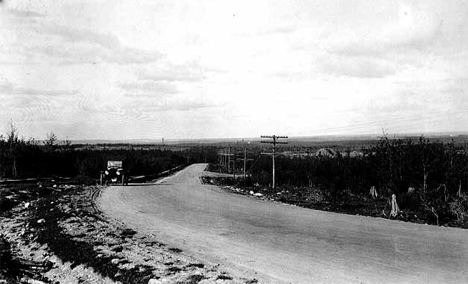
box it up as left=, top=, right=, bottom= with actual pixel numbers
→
left=398, top=191, right=421, bottom=211
left=449, top=194, right=468, bottom=222
left=305, top=187, right=328, bottom=203
left=70, top=175, right=95, bottom=185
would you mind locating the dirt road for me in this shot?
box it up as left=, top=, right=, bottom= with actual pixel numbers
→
left=99, top=164, right=468, bottom=283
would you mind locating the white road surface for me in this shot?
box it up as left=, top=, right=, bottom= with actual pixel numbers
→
left=99, top=163, right=468, bottom=283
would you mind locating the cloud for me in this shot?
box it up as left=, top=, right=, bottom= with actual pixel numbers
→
left=3, top=9, right=163, bottom=65
left=137, top=61, right=207, bottom=82
left=38, top=24, right=162, bottom=65
left=319, top=55, right=396, bottom=78
left=6, top=8, right=45, bottom=19
left=440, top=77, right=468, bottom=110
left=256, top=24, right=297, bottom=36
left=325, top=3, right=442, bottom=58
left=121, top=97, right=221, bottom=113
left=0, top=80, right=78, bottom=97
left=119, top=82, right=178, bottom=97
left=43, top=24, right=120, bottom=50
left=0, top=81, right=79, bottom=125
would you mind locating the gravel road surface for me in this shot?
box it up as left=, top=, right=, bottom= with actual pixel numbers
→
left=99, top=164, right=468, bottom=283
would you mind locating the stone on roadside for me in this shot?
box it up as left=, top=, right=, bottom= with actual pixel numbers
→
left=148, top=279, right=163, bottom=284
left=111, top=258, right=120, bottom=264
left=27, top=279, right=46, bottom=284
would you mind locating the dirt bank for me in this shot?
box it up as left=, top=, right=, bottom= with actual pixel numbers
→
left=1, top=182, right=249, bottom=283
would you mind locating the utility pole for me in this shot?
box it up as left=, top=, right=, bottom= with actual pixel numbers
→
left=228, top=147, right=231, bottom=173
left=261, top=135, right=288, bottom=189
left=242, top=143, right=253, bottom=180
left=244, top=147, right=247, bottom=179
left=219, top=148, right=234, bottom=173
left=233, top=149, right=236, bottom=179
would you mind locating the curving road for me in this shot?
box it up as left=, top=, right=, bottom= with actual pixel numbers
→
left=99, top=164, right=468, bottom=283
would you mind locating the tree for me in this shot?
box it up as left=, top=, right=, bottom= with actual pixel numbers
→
left=62, top=136, right=72, bottom=151
left=7, top=120, right=19, bottom=178
left=44, top=131, right=58, bottom=152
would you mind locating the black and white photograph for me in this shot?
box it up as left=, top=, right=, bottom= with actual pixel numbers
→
left=1, top=0, right=467, bottom=283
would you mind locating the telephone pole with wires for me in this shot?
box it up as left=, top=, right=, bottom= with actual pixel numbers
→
left=261, top=135, right=288, bottom=189
left=243, top=146, right=254, bottom=180
left=218, top=148, right=234, bottom=173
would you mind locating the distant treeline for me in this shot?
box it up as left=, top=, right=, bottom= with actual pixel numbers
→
left=0, top=124, right=218, bottom=180
left=254, top=136, right=467, bottom=194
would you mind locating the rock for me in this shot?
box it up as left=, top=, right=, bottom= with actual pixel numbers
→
left=148, top=279, right=163, bottom=284
left=254, top=193, right=263, bottom=197
left=111, top=258, right=120, bottom=264
left=24, top=202, right=30, bottom=208
left=249, top=191, right=254, bottom=195
left=37, top=219, right=45, bottom=224
left=27, top=279, right=46, bottom=284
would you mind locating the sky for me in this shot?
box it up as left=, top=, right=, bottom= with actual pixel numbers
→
left=1, top=0, right=467, bottom=140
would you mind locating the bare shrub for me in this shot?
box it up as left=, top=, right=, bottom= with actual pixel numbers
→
left=305, top=187, right=327, bottom=203
left=449, top=194, right=468, bottom=222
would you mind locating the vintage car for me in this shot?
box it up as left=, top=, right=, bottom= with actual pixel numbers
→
left=100, top=160, right=128, bottom=185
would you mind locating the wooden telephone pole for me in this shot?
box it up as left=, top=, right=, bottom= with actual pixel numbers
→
left=219, top=148, right=234, bottom=173
left=242, top=144, right=254, bottom=180
left=261, top=135, right=288, bottom=189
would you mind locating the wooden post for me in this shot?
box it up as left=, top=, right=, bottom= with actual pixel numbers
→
left=390, top=194, right=400, bottom=217
left=261, top=135, right=288, bottom=189
left=228, top=147, right=231, bottom=173
left=244, top=147, right=247, bottom=180
left=233, top=148, right=236, bottom=179
left=272, top=145, right=276, bottom=189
